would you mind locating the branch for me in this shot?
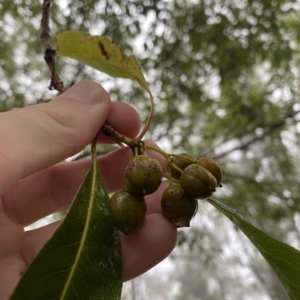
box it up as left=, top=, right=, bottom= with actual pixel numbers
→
left=39, top=2, right=141, bottom=147
left=225, top=172, right=300, bottom=187
left=213, top=108, right=300, bottom=160
left=40, top=0, right=65, bottom=93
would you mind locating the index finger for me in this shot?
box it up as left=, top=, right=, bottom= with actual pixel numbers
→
left=0, top=81, right=109, bottom=194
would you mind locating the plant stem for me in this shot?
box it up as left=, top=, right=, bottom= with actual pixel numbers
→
left=137, top=91, right=154, bottom=140
left=91, top=135, right=98, bottom=164
left=101, top=123, right=135, bottom=146
left=40, top=0, right=65, bottom=92
left=101, top=123, right=173, bottom=163
left=144, top=144, right=169, bottom=160
left=171, top=153, right=196, bottom=164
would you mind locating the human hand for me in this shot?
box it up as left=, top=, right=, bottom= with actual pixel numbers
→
left=0, top=81, right=177, bottom=299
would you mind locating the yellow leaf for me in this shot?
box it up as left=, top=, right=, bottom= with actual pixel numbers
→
left=56, top=30, right=151, bottom=94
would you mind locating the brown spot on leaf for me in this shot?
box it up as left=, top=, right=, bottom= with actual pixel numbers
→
left=98, top=42, right=109, bottom=59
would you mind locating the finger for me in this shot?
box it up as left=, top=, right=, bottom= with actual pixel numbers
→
left=0, top=81, right=111, bottom=194
left=145, top=180, right=169, bottom=215
left=3, top=147, right=133, bottom=226
left=120, top=213, right=176, bottom=281
left=3, top=142, right=167, bottom=226
left=0, top=212, right=26, bottom=300
left=24, top=213, right=177, bottom=282
left=98, top=101, right=141, bottom=144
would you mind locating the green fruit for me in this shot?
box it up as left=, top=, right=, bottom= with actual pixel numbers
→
left=180, top=164, right=217, bottom=199
left=169, top=153, right=197, bottom=180
left=197, top=157, right=223, bottom=187
left=110, top=190, right=146, bottom=235
left=125, top=155, right=163, bottom=195
left=161, top=184, right=197, bottom=228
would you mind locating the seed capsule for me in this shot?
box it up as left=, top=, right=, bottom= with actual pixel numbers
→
left=125, top=155, right=163, bottom=195
left=161, top=184, right=198, bottom=228
left=169, top=153, right=197, bottom=180
left=180, top=164, right=217, bottom=199
left=110, top=190, right=146, bottom=235
left=197, top=157, right=223, bottom=187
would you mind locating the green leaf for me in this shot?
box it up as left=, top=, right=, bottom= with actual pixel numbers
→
left=208, top=198, right=300, bottom=300
left=56, top=30, right=151, bottom=95
left=10, top=154, right=122, bottom=299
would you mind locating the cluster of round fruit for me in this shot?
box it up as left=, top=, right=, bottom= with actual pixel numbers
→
left=109, top=153, right=222, bottom=234
left=162, top=154, right=222, bottom=228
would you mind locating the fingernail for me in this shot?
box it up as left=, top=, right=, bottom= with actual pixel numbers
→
left=62, top=80, right=107, bottom=104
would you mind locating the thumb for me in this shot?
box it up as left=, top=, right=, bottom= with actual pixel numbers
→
left=0, top=80, right=111, bottom=193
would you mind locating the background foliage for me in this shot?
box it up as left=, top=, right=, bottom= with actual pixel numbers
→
left=1, top=0, right=300, bottom=299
